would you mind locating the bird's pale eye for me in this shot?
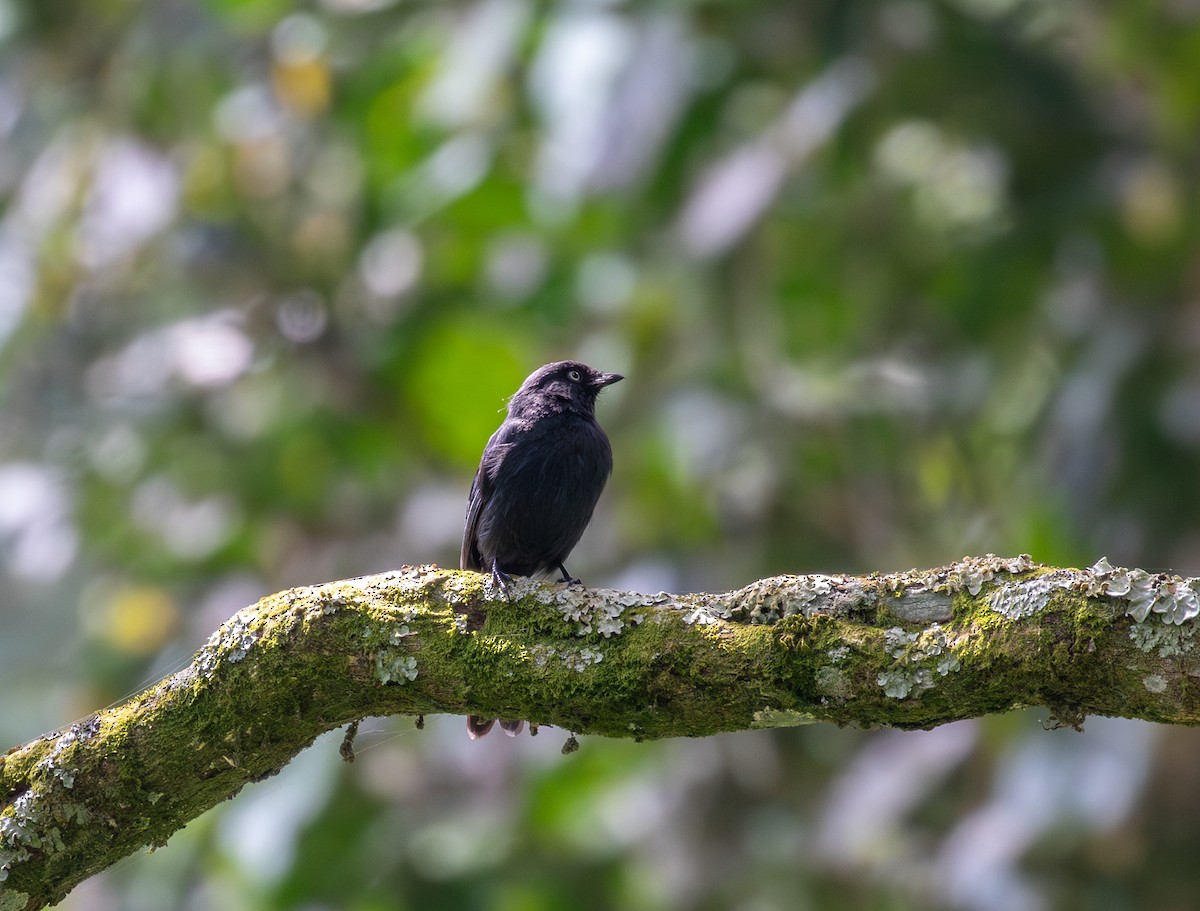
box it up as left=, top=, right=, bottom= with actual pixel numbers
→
left=568, top=369, right=581, bottom=382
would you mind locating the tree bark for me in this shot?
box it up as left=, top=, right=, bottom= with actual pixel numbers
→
left=3, top=555, right=1199, bottom=909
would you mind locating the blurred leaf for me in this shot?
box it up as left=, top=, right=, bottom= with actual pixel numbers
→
left=404, top=316, right=534, bottom=467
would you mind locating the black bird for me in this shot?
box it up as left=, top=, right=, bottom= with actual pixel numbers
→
left=460, top=360, right=623, bottom=738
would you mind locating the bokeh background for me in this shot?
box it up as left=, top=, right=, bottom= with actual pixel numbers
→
left=3, top=0, right=1200, bottom=908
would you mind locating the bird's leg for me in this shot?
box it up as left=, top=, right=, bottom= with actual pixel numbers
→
left=557, top=562, right=583, bottom=586
left=490, top=558, right=513, bottom=600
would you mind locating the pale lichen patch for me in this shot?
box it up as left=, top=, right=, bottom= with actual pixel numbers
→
left=815, top=665, right=847, bottom=697
left=1, top=717, right=104, bottom=882
left=32, top=716, right=98, bottom=796
left=0, top=801, right=33, bottom=882
left=197, top=610, right=260, bottom=671
left=990, top=572, right=1075, bottom=619
left=374, top=653, right=418, bottom=685
left=166, top=665, right=198, bottom=691
left=311, top=579, right=357, bottom=615
left=1143, top=674, right=1168, bottom=694
left=0, top=789, right=67, bottom=885
left=937, top=654, right=962, bottom=675
left=814, top=645, right=853, bottom=699
left=375, top=564, right=449, bottom=605
left=1091, top=557, right=1200, bottom=624
left=529, top=644, right=605, bottom=672
left=938, top=554, right=1036, bottom=596
left=876, top=623, right=962, bottom=699
left=682, top=601, right=733, bottom=625
left=534, top=585, right=661, bottom=637
left=715, top=574, right=872, bottom=624
left=878, top=667, right=929, bottom=699
left=432, top=569, right=478, bottom=601
left=1129, top=618, right=1196, bottom=657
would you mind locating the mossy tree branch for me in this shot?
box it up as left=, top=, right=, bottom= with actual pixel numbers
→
left=4, top=555, right=1200, bottom=909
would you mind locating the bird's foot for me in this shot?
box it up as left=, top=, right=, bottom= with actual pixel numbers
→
left=557, top=563, right=583, bottom=587
left=490, top=561, right=513, bottom=599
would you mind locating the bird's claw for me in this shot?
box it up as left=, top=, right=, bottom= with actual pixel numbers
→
left=557, top=563, right=583, bottom=587
left=490, top=562, right=513, bottom=600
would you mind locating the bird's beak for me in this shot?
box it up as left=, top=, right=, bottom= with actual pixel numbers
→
left=596, top=372, right=624, bottom=387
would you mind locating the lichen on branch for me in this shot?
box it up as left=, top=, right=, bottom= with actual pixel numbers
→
left=4, top=555, right=1200, bottom=910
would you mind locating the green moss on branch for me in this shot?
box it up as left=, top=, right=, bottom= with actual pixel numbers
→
left=5, top=556, right=1200, bottom=909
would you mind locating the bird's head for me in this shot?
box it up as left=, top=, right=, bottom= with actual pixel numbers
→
left=510, top=360, right=623, bottom=417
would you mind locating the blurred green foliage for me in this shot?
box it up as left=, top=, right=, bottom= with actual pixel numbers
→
left=3, top=0, right=1200, bottom=908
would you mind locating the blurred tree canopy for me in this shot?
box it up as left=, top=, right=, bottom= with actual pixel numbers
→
left=3, top=0, right=1200, bottom=909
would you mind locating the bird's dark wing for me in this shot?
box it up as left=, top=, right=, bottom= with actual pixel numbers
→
left=460, top=467, right=487, bottom=572
left=460, top=421, right=519, bottom=571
